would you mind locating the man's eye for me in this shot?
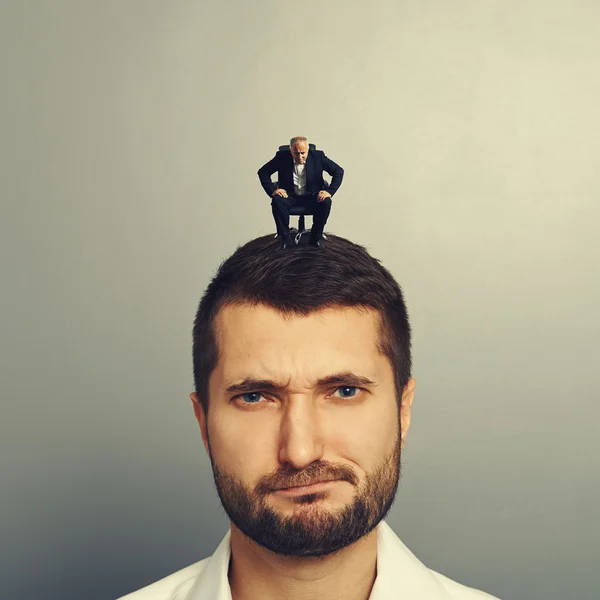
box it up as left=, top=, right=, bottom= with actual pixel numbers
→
left=333, top=386, right=360, bottom=399
left=239, top=392, right=264, bottom=404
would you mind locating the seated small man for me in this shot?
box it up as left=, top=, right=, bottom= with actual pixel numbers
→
left=257, top=136, right=344, bottom=248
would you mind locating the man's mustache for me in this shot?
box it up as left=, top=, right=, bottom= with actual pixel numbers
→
left=255, top=461, right=359, bottom=494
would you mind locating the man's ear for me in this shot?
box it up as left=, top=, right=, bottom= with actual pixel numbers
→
left=190, top=392, right=210, bottom=455
left=400, top=378, right=416, bottom=449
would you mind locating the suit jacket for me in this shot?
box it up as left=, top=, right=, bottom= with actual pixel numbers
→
left=117, top=521, right=500, bottom=599
left=257, top=148, right=344, bottom=197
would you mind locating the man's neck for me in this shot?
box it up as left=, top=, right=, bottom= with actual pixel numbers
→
left=228, top=525, right=378, bottom=600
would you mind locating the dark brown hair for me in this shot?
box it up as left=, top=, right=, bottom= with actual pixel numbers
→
left=192, top=234, right=411, bottom=412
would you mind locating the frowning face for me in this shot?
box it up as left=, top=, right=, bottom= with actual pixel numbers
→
left=291, top=142, right=309, bottom=164
left=192, top=303, right=415, bottom=556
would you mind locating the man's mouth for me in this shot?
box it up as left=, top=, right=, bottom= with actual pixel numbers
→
left=273, top=480, right=340, bottom=497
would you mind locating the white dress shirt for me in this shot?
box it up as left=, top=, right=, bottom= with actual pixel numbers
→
left=292, top=162, right=308, bottom=195
left=117, top=521, right=500, bottom=599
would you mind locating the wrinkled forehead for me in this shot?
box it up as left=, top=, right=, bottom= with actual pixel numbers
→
left=291, top=142, right=308, bottom=153
left=212, top=303, right=386, bottom=382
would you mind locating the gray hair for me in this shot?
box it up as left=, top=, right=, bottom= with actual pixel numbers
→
left=290, top=136, right=309, bottom=148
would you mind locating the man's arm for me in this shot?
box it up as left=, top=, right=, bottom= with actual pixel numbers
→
left=322, top=153, right=344, bottom=196
left=257, top=154, right=279, bottom=197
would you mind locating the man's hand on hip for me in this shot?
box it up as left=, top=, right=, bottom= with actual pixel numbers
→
left=273, top=188, right=288, bottom=198
left=317, top=190, right=332, bottom=202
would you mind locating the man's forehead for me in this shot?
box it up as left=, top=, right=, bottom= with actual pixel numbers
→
left=213, top=303, right=385, bottom=382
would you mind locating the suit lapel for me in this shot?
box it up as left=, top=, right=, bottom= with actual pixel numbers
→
left=305, top=152, right=313, bottom=191
left=284, top=151, right=294, bottom=190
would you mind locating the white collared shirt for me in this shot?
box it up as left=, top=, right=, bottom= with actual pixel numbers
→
left=292, top=162, right=308, bottom=195
left=117, top=521, right=500, bottom=599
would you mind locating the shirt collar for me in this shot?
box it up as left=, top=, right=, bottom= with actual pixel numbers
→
left=369, top=521, right=451, bottom=599
left=183, top=529, right=232, bottom=600
left=184, top=521, right=451, bottom=600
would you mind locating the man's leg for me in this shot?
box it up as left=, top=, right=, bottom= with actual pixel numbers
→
left=308, top=195, right=332, bottom=244
left=271, top=194, right=293, bottom=239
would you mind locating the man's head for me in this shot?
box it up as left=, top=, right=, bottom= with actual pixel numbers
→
left=191, top=234, right=414, bottom=557
left=290, top=136, right=309, bottom=164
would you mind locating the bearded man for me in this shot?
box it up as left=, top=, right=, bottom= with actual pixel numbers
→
left=119, top=234, right=499, bottom=600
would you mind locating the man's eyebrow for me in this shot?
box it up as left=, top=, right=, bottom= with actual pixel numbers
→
left=224, top=372, right=377, bottom=394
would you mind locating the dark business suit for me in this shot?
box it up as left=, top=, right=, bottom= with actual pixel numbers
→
left=257, top=148, right=344, bottom=243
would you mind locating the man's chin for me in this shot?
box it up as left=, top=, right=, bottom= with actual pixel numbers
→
left=266, top=498, right=349, bottom=530
left=268, top=492, right=346, bottom=515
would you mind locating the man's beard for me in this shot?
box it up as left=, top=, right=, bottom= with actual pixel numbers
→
left=209, top=435, right=401, bottom=558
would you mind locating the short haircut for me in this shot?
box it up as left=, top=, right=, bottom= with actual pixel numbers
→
left=192, top=234, right=411, bottom=413
left=290, top=136, right=309, bottom=148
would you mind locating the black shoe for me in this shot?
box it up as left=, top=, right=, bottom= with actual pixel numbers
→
left=279, top=234, right=294, bottom=249
left=309, top=239, right=323, bottom=248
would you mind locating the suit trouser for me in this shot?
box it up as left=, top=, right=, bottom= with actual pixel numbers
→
left=271, top=193, right=332, bottom=241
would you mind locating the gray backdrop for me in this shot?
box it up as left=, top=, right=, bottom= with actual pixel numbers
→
left=2, top=1, right=599, bottom=599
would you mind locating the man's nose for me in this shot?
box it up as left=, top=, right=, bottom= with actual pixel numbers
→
left=278, top=400, right=324, bottom=470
